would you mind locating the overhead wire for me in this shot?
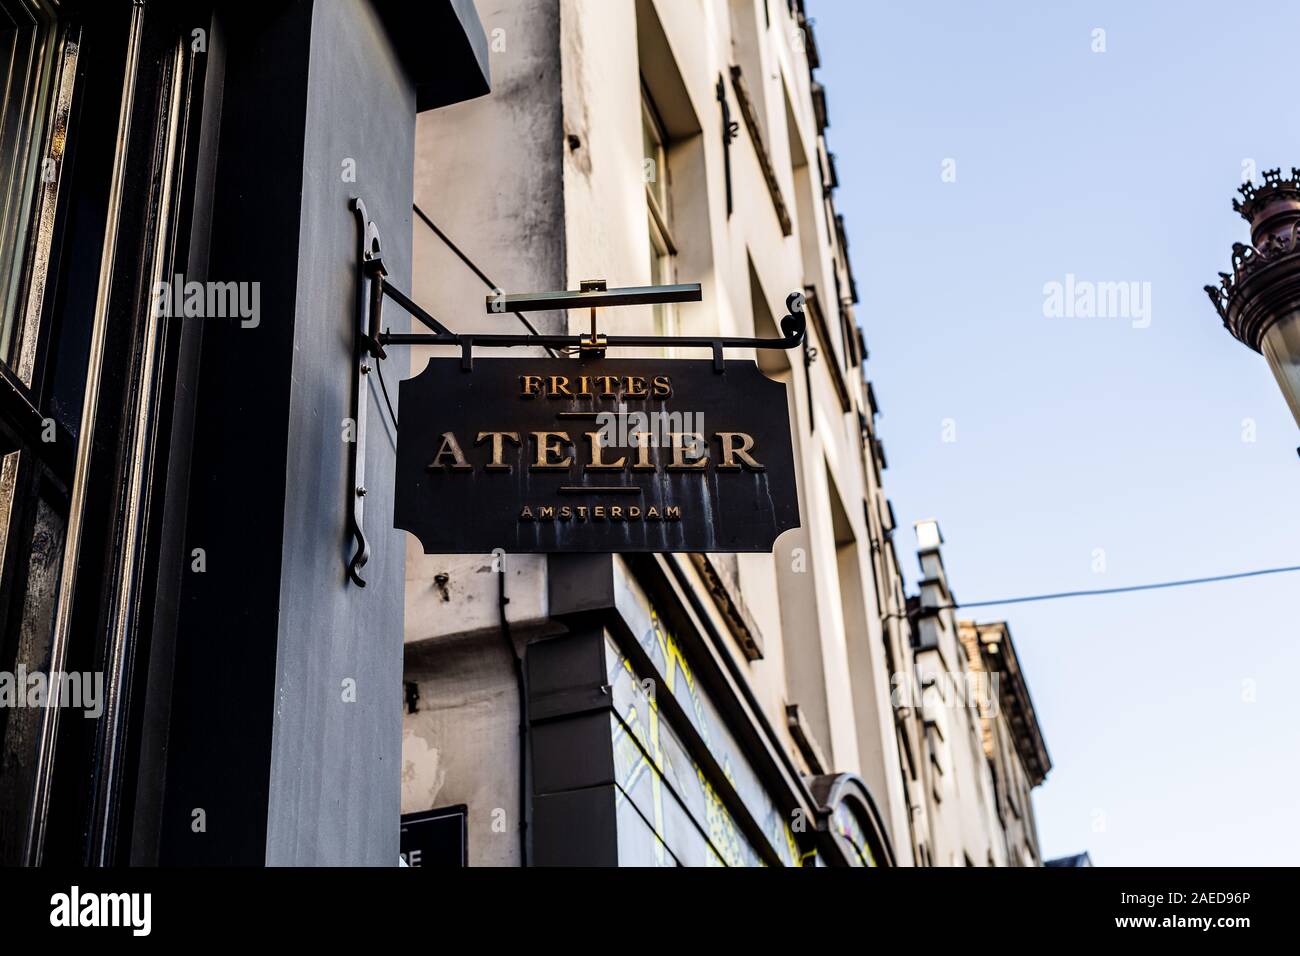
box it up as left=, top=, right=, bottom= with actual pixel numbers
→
left=900, top=563, right=1300, bottom=614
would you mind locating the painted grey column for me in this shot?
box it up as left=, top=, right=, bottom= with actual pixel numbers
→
left=261, top=0, right=416, bottom=867
left=158, top=0, right=487, bottom=866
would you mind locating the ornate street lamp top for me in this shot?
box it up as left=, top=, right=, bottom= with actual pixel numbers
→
left=1206, top=167, right=1300, bottom=352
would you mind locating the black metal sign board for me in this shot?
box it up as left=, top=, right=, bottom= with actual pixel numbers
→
left=394, top=358, right=800, bottom=553
left=400, top=805, right=467, bottom=867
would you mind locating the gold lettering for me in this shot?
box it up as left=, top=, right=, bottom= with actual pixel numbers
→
left=428, top=431, right=473, bottom=471
left=594, top=506, right=606, bottom=519
left=647, top=506, right=661, bottom=520
left=716, top=432, right=765, bottom=471
left=668, top=433, right=708, bottom=470
left=520, top=375, right=544, bottom=399
left=531, top=431, right=573, bottom=469
left=651, top=375, right=672, bottom=398
left=576, top=506, right=589, bottom=520
left=476, top=431, right=521, bottom=471
left=547, top=375, right=573, bottom=398
left=628, top=506, right=641, bottom=518
left=666, top=506, right=681, bottom=520
left=630, top=432, right=656, bottom=470
left=624, top=376, right=648, bottom=399
left=610, top=506, right=623, bottom=520
left=594, top=375, right=619, bottom=397
left=520, top=506, right=534, bottom=520
left=584, top=431, right=627, bottom=470
left=539, top=506, right=555, bottom=519
left=559, top=506, right=572, bottom=519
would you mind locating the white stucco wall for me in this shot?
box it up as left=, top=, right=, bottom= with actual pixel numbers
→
left=402, top=0, right=920, bottom=866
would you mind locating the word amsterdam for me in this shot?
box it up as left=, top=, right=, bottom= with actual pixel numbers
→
left=520, top=503, right=680, bottom=522
left=394, top=358, right=800, bottom=554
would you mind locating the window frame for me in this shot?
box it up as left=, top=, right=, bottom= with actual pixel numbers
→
left=640, top=85, right=677, bottom=338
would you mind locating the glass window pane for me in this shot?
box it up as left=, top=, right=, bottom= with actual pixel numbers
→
left=0, top=447, right=17, bottom=574
left=648, top=224, right=671, bottom=336
left=0, top=0, right=62, bottom=380
left=641, top=95, right=668, bottom=221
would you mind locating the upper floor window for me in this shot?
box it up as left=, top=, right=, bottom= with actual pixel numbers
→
left=641, top=86, right=676, bottom=336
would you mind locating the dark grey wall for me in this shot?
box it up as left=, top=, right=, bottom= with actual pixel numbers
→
left=162, top=1, right=314, bottom=867
left=160, top=0, right=485, bottom=866
left=264, top=0, right=413, bottom=866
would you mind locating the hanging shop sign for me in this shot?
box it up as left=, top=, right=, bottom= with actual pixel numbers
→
left=393, top=357, right=800, bottom=554
left=346, top=198, right=808, bottom=580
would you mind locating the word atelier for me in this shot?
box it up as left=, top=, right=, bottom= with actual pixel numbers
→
left=426, top=429, right=766, bottom=475
left=425, top=372, right=768, bottom=475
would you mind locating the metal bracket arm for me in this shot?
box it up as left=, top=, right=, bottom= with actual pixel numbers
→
left=347, top=198, right=381, bottom=586
left=375, top=282, right=808, bottom=373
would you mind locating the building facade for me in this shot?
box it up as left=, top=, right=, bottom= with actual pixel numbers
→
left=898, top=522, right=1051, bottom=866
left=399, top=0, right=1052, bottom=867
left=0, top=0, right=1053, bottom=869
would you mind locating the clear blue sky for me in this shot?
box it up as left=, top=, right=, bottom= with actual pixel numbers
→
left=814, top=0, right=1300, bottom=866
